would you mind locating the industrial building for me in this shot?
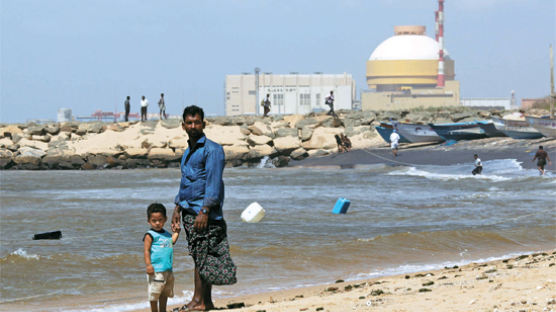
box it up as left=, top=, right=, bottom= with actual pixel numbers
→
left=225, top=73, right=356, bottom=116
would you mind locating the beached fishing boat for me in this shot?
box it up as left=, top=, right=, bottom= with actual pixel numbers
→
left=393, top=122, right=444, bottom=143
left=492, top=117, right=544, bottom=139
left=477, top=120, right=506, bottom=137
left=525, top=116, right=556, bottom=138
left=429, top=122, right=487, bottom=141
left=374, top=122, right=410, bottom=143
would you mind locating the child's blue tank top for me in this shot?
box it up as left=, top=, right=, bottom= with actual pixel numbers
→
left=147, top=229, right=173, bottom=272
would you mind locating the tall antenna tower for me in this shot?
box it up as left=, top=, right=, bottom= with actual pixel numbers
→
left=550, top=44, right=554, bottom=119
left=436, top=0, right=445, bottom=87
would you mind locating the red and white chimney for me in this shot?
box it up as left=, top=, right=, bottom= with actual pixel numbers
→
left=436, top=0, right=445, bottom=87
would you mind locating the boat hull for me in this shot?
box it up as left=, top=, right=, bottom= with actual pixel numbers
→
left=492, top=117, right=544, bottom=139
left=374, top=126, right=410, bottom=144
left=394, top=123, right=444, bottom=143
left=477, top=122, right=506, bottom=137
left=429, top=122, right=487, bottom=141
left=525, top=116, right=556, bottom=138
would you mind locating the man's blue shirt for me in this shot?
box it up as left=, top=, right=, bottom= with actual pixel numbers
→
left=174, top=134, right=225, bottom=220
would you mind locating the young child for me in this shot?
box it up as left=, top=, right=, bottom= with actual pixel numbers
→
left=143, top=203, right=180, bottom=312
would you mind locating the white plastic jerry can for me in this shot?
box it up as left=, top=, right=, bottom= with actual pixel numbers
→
left=241, top=202, right=266, bottom=223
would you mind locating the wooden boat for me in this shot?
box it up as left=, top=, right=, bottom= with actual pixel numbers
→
left=492, top=117, right=544, bottom=139
left=429, top=122, right=487, bottom=141
left=393, top=122, right=444, bottom=143
left=525, top=116, right=556, bottom=138
left=374, top=122, right=410, bottom=143
left=477, top=121, right=506, bottom=137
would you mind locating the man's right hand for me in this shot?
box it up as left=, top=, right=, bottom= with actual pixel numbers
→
left=172, top=205, right=181, bottom=232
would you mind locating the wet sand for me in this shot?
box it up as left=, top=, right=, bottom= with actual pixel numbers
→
left=129, top=250, right=555, bottom=312
left=291, top=137, right=556, bottom=171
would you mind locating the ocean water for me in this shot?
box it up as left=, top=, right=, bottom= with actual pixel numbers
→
left=0, top=159, right=555, bottom=311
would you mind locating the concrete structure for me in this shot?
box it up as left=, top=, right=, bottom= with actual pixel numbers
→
left=57, top=108, right=73, bottom=122
left=362, top=25, right=460, bottom=111
left=225, top=73, right=356, bottom=116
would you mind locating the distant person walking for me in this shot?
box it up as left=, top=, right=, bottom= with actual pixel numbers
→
left=325, top=91, right=335, bottom=116
left=124, top=96, right=130, bottom=122
left=261, top=94, right=271, bottom=117
left=389, top=129, right=400, bottom=157
left=158, top=93, right=167, bottom=120
left=472, top=154, right=483, bottom=175
left=532, top=145, right=551, bottom=175
left=141, top=96, right=149, bottom=121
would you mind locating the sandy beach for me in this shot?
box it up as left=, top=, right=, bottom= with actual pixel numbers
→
left=121, top=250, right=556, bottom=312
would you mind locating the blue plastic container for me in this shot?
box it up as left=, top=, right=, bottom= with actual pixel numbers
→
left=332, top=198, right=350, bottom=214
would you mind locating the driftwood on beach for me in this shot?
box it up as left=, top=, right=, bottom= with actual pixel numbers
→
left=0, top=107, right=548, bottom=170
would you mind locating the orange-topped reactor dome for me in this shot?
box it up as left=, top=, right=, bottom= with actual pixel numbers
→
left=366, top=25, right=455, bottom=91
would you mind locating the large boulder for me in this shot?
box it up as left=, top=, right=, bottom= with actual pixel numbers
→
left=300, top=127, right=314, bottom=141
left=283, top=115, right=305, bottom=128
left=169, top=137, right=188, bottom=149
left=17, top=138, right=49, bottom=151
left=0, top=125, right=23, bottom=138
left=274, top=128, right=298, bottom=138
left=44, top=124, right=60, bottom=135
left=247, top=122, right=273, bottom=137
left=160, top=119, right=181, bottom=129
left=31, top=134, right=51, bottom=143
left=271, top=155, right=289, bottom=168
left=273, top=136, right=301, bottom=155
left=125, top=148, right=149, bottom=158
left=84, top=154, right=109, bottom=169
left=290, top=147, right=308, bottom=160
left=59, top=122, right=79, bottom=133
left=247, top=144, right=276, bottom=159
left=301, top=127, right=343, bottom=150
left=26, top=125, right=46, bottom=136
left=42, top=151, right=84, bottom=169
left=14, top=147, right=46, bottom=169
left=205, top=125, right=246, bottom=146
left=148, top=148, right=181, bottom=161
left=0, top=138, right=14, bottom=148
left=246, top=134, right=272, bottom=146
left=223, top=145, right=249, bottom=160
left=0, top=148, right=13, bottom=168
left=294, top=118, right=318, bottom=129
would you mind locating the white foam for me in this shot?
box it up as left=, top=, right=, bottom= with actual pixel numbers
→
left=385, top=159, right=546, bottom=182
left=10, top=248, right=40, bottom=260
left=390, top=166, right=511, bottom=182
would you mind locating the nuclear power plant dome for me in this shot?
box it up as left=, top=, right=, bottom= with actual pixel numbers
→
left=366, top=25, right=455, bottom=90
left=369, top=25, right=450, bottom=61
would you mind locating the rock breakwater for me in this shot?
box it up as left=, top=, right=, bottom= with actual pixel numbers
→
left=0, top=107, right=517, bottom=170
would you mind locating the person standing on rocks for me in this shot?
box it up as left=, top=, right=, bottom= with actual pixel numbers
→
left=124, top=96, right=131, bottom=122
left=532, top=145, right=551, bottom=175
left=158, top=93, right=167, bottom=120
left=261, top=94, right=271, bottom=117
left=171, top=105, right=237, bottom=312
left=141, top=96, right=149, bottom=121
left=389, top=129, right=400, bottom=157
left=325, top=90, right=335, bottom=116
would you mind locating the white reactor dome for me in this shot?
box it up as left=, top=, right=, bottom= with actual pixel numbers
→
left=369, top=26, right=450, bottom=61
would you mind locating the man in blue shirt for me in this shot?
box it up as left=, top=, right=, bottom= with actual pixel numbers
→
left=171, top=105, right=236, bottom=312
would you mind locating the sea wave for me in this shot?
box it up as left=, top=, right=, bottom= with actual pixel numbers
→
left=386, top=159, right=546, bottom=182
left=0, top=248, right=41, bottom=261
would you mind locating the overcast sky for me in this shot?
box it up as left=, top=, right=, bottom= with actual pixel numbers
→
left=1, top=0, right=554, bottom=123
